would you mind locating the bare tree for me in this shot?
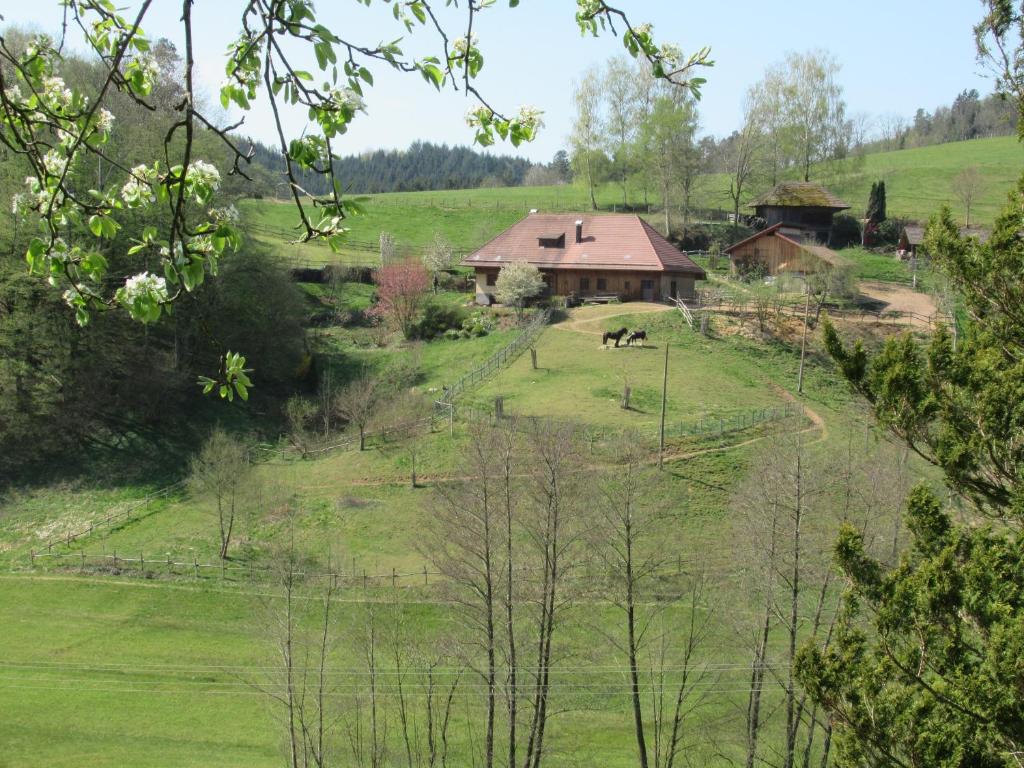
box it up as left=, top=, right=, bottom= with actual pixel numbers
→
left=591, top=435, right=662, bottom=768
left=520, top=419, right=585, bottom=768
left=604, top=56, right=642, bottom=208
left=726, top=98, right=764, bottom=237
left=952, top=166, right=984, bottom=226
left=571, top=66, right=606, bottom=211
left=188, top=428, right=250, bottom=559
left=428, top=422, right=508, bottom=768
left=877, top=112, right=907, bottom=151
left=334, top=375, right=380, bottom=451
left=253, top=530, right=342, bottom=768
left=380, top=232, right=397, bottom=266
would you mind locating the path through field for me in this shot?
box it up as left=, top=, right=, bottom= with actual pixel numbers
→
left=858, top=280, right=938, bottom=324
left=552, top=302, right=674, bottom=335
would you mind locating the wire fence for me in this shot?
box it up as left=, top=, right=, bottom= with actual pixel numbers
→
left=444, top=398, right=802, bottom=447
left=24, top=548, right=747, bottom=592
left=436, top=308, right=551, bottom=406
left=34, top=482, right=185, bottom=555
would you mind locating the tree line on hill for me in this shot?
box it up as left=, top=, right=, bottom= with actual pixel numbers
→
left=246, top=139, right=544, bottom=196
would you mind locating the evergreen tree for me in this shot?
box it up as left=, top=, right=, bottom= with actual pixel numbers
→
left=800, top=187, right=1024, bottom=767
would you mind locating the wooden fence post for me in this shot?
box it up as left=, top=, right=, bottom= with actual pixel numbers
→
left=424, top=565, right=428, bottom=585
left=392, top=568, right=397, bottom=589
left=30, top=550, right=34, bottom=567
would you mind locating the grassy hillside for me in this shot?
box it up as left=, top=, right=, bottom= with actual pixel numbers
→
left=241, top=136, right=1024, bottom=269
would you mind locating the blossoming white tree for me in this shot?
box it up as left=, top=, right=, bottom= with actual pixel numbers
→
left=495, top=261, right=545, bottom=320
left=0, top=0, right=710, bottom=401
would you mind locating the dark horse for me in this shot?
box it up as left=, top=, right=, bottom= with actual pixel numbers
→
left=626, top=329, right=647, bottom=346
left=603, top=327, right=629, bottom=347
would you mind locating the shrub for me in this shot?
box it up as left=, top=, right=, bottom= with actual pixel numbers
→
left=875, top=217, right=907, bottom=248
left=830, top=214, right=862, bottom=248
left=460, top=309, right=497, bottom=338
left=411, top=302, right=466, bottom=340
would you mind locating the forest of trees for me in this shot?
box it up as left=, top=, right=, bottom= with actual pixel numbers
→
left=247, top=139, right=538, bottom=195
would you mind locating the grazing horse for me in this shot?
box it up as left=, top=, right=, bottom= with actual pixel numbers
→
left=603, top=327, right=629, bottom=347
left=626, top=329, right=647, bottom=347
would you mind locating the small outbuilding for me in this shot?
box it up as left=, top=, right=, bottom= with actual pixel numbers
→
left=725, top=224, right=851, bottom=276
left=897, top=224, right=990, bottom=259
left=750, top=181, right=850, bottom=243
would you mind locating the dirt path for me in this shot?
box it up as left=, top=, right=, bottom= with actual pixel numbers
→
left=553, top=302, right=675, bottom=336
left=858, top=280, right=938, bottom=324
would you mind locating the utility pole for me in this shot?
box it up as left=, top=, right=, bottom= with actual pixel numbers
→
left=659, top=343, right=669, bottom=469
left=797, top=283, right=811, bottom=395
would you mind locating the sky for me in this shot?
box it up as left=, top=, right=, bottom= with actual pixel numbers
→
left=1, top=1, right=995, bottom=163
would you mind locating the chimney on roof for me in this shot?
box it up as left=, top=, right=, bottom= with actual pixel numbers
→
left=575, top=219, right=583, bottom=243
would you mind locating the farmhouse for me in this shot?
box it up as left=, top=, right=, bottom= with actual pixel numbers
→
left=750, top=181, right=850, bottom=243
left=464, top=212, right=706, bottom=303
left=726, top=223, right=851, bottom=276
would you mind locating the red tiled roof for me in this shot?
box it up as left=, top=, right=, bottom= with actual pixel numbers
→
left=462, top=213, right=706, bottom=277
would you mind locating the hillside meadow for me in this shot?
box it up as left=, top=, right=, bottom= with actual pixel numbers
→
left=1, top=132, right=971, bottom=767
left=0, top=296, right=933, bottom=767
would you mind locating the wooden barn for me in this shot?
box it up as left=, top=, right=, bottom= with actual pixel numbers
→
left=897, top=223, right=990, bottom=259
left=725, top=224, right=851, bottom=276
left=463, top=213, right=706, bottom=303
left=750, top=181, right=850, bottom=243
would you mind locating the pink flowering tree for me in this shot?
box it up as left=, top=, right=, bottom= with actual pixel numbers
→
left=370, top=262, right=430, bottom=340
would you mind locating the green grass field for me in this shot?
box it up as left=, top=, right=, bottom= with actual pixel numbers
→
left=242, top=135, right=1024, bottom=270
left=7, top=113, right=960, bottom=760
left=0, top=242, right=934, bottom=765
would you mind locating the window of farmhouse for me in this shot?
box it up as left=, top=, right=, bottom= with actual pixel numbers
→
left=596, top=278, right=607, bottom=291
left=580, top=277, right=590, bottom=291
left=486, top=272, right=496, bottom=286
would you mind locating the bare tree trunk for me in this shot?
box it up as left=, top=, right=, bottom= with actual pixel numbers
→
left=783, top=451, right=804, bottom=768
left=746, top=514, right=777, bottom=768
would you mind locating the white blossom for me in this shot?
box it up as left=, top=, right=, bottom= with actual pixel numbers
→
left=158, top=244, right=185, bottom=264
left=452, top=34, right=478, bottom=57
left=516, top=104, right=544, bottom=130
left=11, top=192, right=29, bottom=215
left=209, top=204, right=240, bottom=223
left=121, top=272, right=168, bottom=304
left=138, top=54, right=160, bottom=89
left=659, top=43, right=683, bottom=68
left=633, top=22, right=653, bottom=38
left=186, top=160, right=221, bottom=192
left=189, top=235, right=215, bottom=255
left=465, top=105, right=493, bottom=128
left=328, top=87, right=365, bottom=113
left=121, top=165, right=157, bottom=207
left=96, top=108, right=115, bottom=134
left=42, top=149, right=68, bottom=178
left=42, top=76, right=74, bottom=109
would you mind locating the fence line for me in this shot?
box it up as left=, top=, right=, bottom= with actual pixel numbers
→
left=688, top=293, right=953, bottom=328
left=25, top=548, right=749, bottom=589
left=35, top=481, right=185, bottom=554
left=437, top=308, right=551, bottom=406
left=446, top=398, right=801, bottom=445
